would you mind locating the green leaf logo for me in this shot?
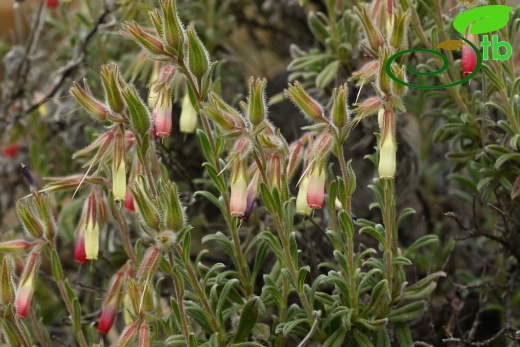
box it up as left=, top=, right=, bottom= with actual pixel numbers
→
left=453, top=5, right=513, bottom=35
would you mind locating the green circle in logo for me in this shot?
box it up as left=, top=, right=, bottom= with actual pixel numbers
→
left=385, top=31, right=483, bottom=90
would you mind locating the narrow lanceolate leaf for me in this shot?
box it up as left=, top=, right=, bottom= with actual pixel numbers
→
left=233, top=297, right=260, bottom=343
left=50, top=249, right=63, bottom=281
left=386, top=301, right=427, bottom=322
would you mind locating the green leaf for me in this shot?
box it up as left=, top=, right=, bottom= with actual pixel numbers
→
left=189, top=333, right=198, bottom=347
left=316, top=60, right=340, bottom=89
left=359, top=224, right=387, bottom=249
left=281, top=318, right=310, bottom=336
left=297, top=266, right=310, bottom=293
left=233, top=297, right=260, bottom=343
left=402, top=282, right=437, bottom=300
left=363, top=279, right=391, bottom=316
left=356, top=318, right=388, bottom=331
left=72, top=298, right=82, bottom=330
left=197, top=129, right=213, bottom=162
left=194, top=191, right=224, bottom=213
left=260, top=183, right=276, bottom=214
left=338, top=209, right=355, bottom=239
left=258, top=231, right=284, bottom=260
left=403, top=235, right=439, bottom=258
left=396, top=207, right=416, bottom=228
left=185, top=302, right=215, bottom=334
left=453, top=5, right=514, bottom=35
left=481, top=63, right=505, bottom=91
left=495, top=152, right=520, bottom=169
left=182, top=231, right=191, bottom=264
left=289, top=232, right=299, bottom=268
left=387, top=301, right=426, bottom=322
left=322, top=327, right=348, bottom=347
left=51, top=249, right=63, bottom=281
left=394, top=322, right=413, bottom=347
left=377, top=328, right=391, bottom=347
left=393, top=256, right=412, bottom=266
left=353, top=330, right=374, bottom=347
left=216, top=279, right=239, bottom=314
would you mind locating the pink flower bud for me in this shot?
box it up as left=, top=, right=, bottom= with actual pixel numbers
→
left=16, top=251, right=39, bottom=319
left=98, top=266, right=126, bottom=334
left=137, top=247, right=161, bottom=281
left=3, top=143, right=19, bottom=158
left=46, top=0, right=59, bottom=9
left=125, top=131, right=136, bottom=150
left=287, top=140, right=304, bottom=180
left=74, top=230, right=88, bottom=264
left=139, top=323, right=150, bottom=347
left=230, top=160, right=248, bottom=218
left=124, top=188, right=135, bottom=211
left=0, top=240, right=34, bottom=253
left=307, top=164, right=327, bottom=209
left=114, top=319, right=141, bottom=347
left=462, top=44, right=477, bottom=77
left=154, top=90, right=173, bottom=138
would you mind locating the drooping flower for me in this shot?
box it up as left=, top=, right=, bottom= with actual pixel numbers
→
left=98, top=266, right=126, bottom=334
left=15, top=251, right=39, bottom=319
left=179, top=93, right=198, bottom=134
left=306, top=163, right=327, bottom=209
left=154, top=89, right=173, bottom=138
left=296, top=176, right=313, bottom=216
left=124, top=188, right=135, bottom=211
left=3, top=143, right=19, bottom=158
left=84, top=193, right=100, bottom=261
left=74, top=229, right=88, bottom=264
left=462, top=28, right=478, bottom=77
left=242, top=168, right=260, bottom=222
left=378, top=108, right=397, bottom=178
left=46, top=0, right=59, bottom=8
left=230, top=160, right=248, bottom=218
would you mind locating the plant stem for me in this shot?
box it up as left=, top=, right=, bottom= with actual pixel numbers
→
left=335, top=142, right=352, bottom=215
left=174, top=244, right=220, bottom=333
left=168, top=251, right=190, bottom=346
left=382, top=178, right=396, bottom=292
left=113, top=207, right=137, bottom=265
left=275, top=275, right=289, bottom=347
left=5, top=317, right=31, bottom=347
left=29, top=310, right=47, bottom=347
left=56, top=280, right=89, bottom=347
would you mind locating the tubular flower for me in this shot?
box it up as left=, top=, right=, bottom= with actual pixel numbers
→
left=307, top=162, right=327, bottom=209
left=84, top=193, right=100, bottom=260
left=154, top=88, right=173, bottom=138
left=242, top=169, right=260, bottom=222
left=230, top=160, right=248, bottom=218
left=3, top=143, right=20, bottom=158
left=296, top=176, right=313, bottom=216
left=124, top=188, right=135, bottom=211
left=179, top=93, right=198, bottom=134
left=15, top=251, right=39, bottom=319
left=74, top=229, right=88, bottom=264
left=98, top=266, right=126, bottom=334
left=378, top=108, right=397, bottom=178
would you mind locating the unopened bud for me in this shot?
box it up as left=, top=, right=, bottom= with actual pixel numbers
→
left=131, top=178, right=161, bottom=231
left=1, top=258, right=16, bottom=305
left=121, top=85, right=152, bottom=139
left=247, top=78, right=267, bottom=126
left=331, top=84, right=350, bottom=131
left=242, top=169, right=259, bottom=222
left=100, top=63, right=126, bottom=115
left=121, top=21, right=171, bottom=60
left=230, top=160, right=248, bottom=218
left=186, top=26, right=210, bottom=84
left=0, top=240, right=34, bottom=253
left=354, top=5, right=384, bottom=51
left=352, top=97, right=383, bottom=121
left=139, top=323, right=150, bottom=347
left=15, top=251, right=39, bottom=319
left=137, top=247, right=161, bottom=281
left=16, top=202, right=44, bottom=239
left=269, top=154, right=281, bottom=191
left=113, top=319, right=141, bottom=347
left=70, top=80, right=108, bottom=121
left=310, top=132, right=333, bottom=161
left=390, top=8, right=410, bottom=51
left=349, top=61, right=379, bottom=86
left=377, top=48, right=392, bottom=95
left=391, top=64, right=408, bottom=96
left=84, top=194, right=100, bottom=260
left=157, top=180, right=185, bottom=232
left=286, top=81, right=326, bottom=123
left=160, top=0, right=185, bottom=55
left=112, top=128, right=127, bottom=201
left=287, top=140, right=304, bottom=180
